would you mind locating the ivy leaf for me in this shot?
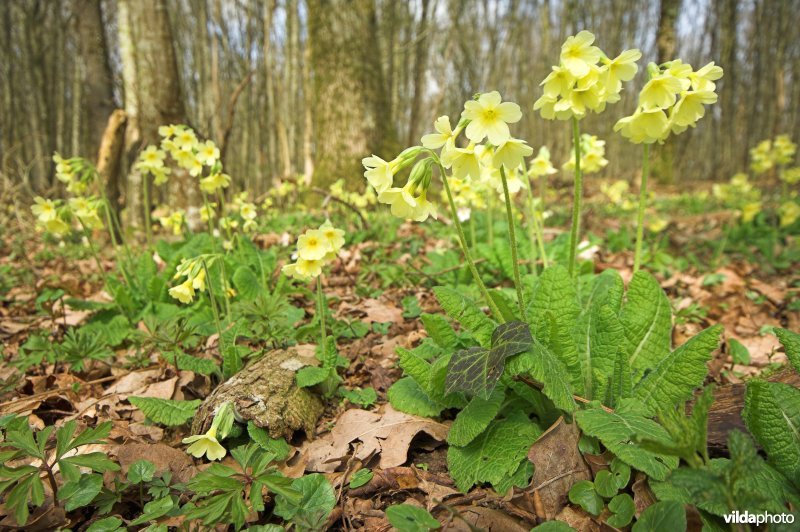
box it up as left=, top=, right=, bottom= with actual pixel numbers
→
left=433, top=286, right=496, bottom=348
left=619, top=271, right=672, bottom=375
left=575, top=401, right=679, bottom=481
left=447, top=387, right=506, bottom=447
left=775, top=328, right=800, bottom=373
left=633, top=325, right=722, bottom=415
left=385, top=504, right=441, bottom=531
left=128, top=397, right=201, bottom=426
left=743, top=379, right=800, bottom=483
left=445, top=321, right=532, bottom=398
left=447, top=410, right=541, bottom=492
left=387, top=377, right=445, bottom=417
left=631, top=501, right=685, bottom=532
left=606, top=493, right=635, bottom=528
left=568, top=480, right=603, bottom=515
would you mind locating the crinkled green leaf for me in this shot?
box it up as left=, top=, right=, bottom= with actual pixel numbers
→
left=775, top=328, right=800, bottom=373
left=608, top=348, right=632, bottom=408
left=447, top=387, right=506, bottom=446
left=273, top=473, right=335, bottom=531
left=633, top=325, right=722, bottom=415
left=420, top=313, right=459, bottom=349
left=581, top=269, right=624, bottom=312
left=387, top=377, right=444, bottom=417
left=447, top=410, right=541, bottom=492
left=385, top=504, right=441, bottom=532
left=573, top=303, right=623, bottom=401
left=523, top=339, right=576, bottom=413
left=296, top=366, right=332, bottom=388
left=397, top=347, right=434, bottom=391
left=631, top=501, right=685, bottom=532
left=232, top=265, right=261, bottom=300
left=527, top=265, right=580, bottom=340
left=128, top=397, right=201, bottom=426
left=575, top=401, right=679, bottom=481
left=445, top=321, right=532, bottom=398
left=433, top=286, right=496, bottom=347
left=619, top=271, right=672, bottom=375
left=743, top=379, right=800, bottom=483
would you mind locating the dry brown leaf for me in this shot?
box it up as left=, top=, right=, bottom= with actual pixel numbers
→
left=527, top=417, right=592, bottom=520
left=446, top=506, right=529, bottom=531
left=113, top=442, right=197, bottom=484
left=304, top=405, right=449, bottom=473
left=360, top=298, right=403, bottom=323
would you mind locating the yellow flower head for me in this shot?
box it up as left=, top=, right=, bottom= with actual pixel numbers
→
left=639, top=74, right=684, bottom=110
left=174, top=128, right=198, bottom=150
left=319, top=220, right=345, bottom=253
left=442, top=143, right=481, bottom=181
left=492, top=138, right=533, bottom=170
left=378, top=182, right=436, bottom=222
left=168, top=278, right=195, bottom=304
left=740, top=202, right=762, bottom=223
left=528, top=147, right=557, bottom=177
left=461, top=91, right=522, bottom=145
left=137, top=145, right=166, bottom=170
left=158, top=124, right=182, bottom=139
left=560, top=30, right=602, bottom=78
left=297, top=229, right=331, bottom=261
left=240, top=202, right=257, bottom=221
left=196, top=140, right=220, bottom=166
left=670, top=90, right=717, bottom=128
left=199, top=172, right=231, bottom=194
left=282, top=258, right=324, bottom=282
left=773, top=135, right=797, bottom=166
left=362, top=155, right=396, bottom=194
left=182, top=427, right=226, bottom=461
left=421, top=116, right=455, bottom=150
left=601, top=49, right=642, bottom=92
left=31, top=197, right=58, bottom=222
left=779, top=201, right=800, bottom=228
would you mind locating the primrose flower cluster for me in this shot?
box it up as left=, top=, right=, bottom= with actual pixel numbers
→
left=534, top=30, right=641, bottom=121
left=563, top=134, right=608, bottom=174
left=31, top=155, right=106, bottom=236
left=282, top=221, right=346, bottom=282
left=168, top=256, right=212, bottom=304
left=750, top=135, right=798, bottom=178
left=364, top=90, right=538, bottom=222
left=614, top=60, right=723, bottom=144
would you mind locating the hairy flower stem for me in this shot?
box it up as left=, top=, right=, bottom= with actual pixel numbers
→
left=500, top=166, right=526, bottom=316
left=317, top=276, right=328, bottom=361
left=634, top=144, right=651, bottom=272
left=142, top=172, right=153, bottom=247
left=202, top=259, right=225, bottom=344
left=568, top=117, right=583, bottom=276
left=438, top=161, right=505, bottom=323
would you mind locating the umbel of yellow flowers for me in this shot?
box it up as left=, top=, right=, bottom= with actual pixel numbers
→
left=282, top=220, right=346, bottom=282
left=534, top=30, right=641, bottom=121
left=363, top=90, right=532, bottom=222
left=614, top=60, right=723, bottom=144
left=168, top=257, right=209, bottom=304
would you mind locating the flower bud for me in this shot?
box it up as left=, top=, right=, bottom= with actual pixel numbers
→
left=408, top=157, right=435, bottom=190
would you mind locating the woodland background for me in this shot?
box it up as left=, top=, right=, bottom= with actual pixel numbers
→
left=1, top=0, right=799, bottom=220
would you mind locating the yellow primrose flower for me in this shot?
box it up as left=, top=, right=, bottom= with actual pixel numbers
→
left=240, top=202, right=257, bottom=220
left=601, top=180, right=629, bottom=204
left=421, top=116, right=455, bottom=149
left=601, top=49, right=642, bottom=92
left=560, top=30, right=602, bottom=78
left=740, top=202, right=762, bottom=223
left=689, top=62, right=724, bottom=92
left=461, top=91, right=522, bottom=145
left=670, top=90, right=718, bottom=128
left=297, top=229, right=331, bottom=260
left=648, top=217, right=669, bottom=233
left=200, top=203, right=216, bottom=222
left=362, top=155, right=396, bottom=193
left=158, top=124, right=182, bottom=139
left=614, top=108, right=670, bottom=144
left=528, top=147, right=557, bottom=177
left=174, top=128, right=198, bottom=150
left=31, top=197, right=58, bottom=222
left=191, top=268, right=206, bottom=291
left=152, top=167, right=171, bottom=186
left=168, top=278, right=195, bottom=303
left=199, top=172, right=231, bottom=194
left=639, top=74, right=684, bottom=110
left=282, top=258, right=324, bottom=281
left=42, top=217, right=70, bottom=236
left=137, top=145, right=166, bottom=170
left=378, top=183, right=436, bottom=222
left=182, top=427, right=226, bottom=461
left=196, top=140, right=220, bottom=166
left=779, top=201, right=800, bottom=227
left=533, top=94, right=572, bottom=121
left=159, top=210, right=185, bottom=236
left=442, top=143, right=481, bottom=181
left=492, top=138, right=533, bottom=169
left=319, top=220, right=345, bottom=252
left=781, top=167, right=800, bottom=185
left=541, top=66, right=575, bottom=98
left=773, top=135, right=796, bottom=165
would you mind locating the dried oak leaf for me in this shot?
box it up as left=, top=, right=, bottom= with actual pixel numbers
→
left=304, top=405, right=449, bottom=473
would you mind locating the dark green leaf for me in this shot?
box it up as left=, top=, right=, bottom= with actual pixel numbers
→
left=349, top=468, right=373, bottom=489
left=568, top=480, right=603, bottom=515
left=128, top=397, right=201, bottom=426
left=128, top=459, right=156, bottom=484
left=60, top=473, right=104, bottom=511
left=631, top=501, right=686, bottom=532
left=385, top=504, right=441, bottom=531
left=606, top=493, right=635, bottom=528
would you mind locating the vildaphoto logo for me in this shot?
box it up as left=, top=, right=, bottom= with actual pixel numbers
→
left=723, top=511, right=795, bottom=525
